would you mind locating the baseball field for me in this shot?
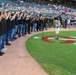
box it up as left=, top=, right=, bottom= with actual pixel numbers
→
left=26, top=31, right=76, bottom=75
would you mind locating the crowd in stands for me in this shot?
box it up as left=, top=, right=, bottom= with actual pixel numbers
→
left=0, top=1, right=76, bottom=56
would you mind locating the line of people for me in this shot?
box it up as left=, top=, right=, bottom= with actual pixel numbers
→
left=0, top=11, right=51, bottom=56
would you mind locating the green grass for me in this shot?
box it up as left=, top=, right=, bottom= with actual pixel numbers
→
left=26, top=31, right=76, bottom=75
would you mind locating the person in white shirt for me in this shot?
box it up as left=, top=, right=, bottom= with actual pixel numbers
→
left=55, top=17, right=61, bottom=39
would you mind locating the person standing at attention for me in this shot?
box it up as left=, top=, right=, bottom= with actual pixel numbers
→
left=55, top=17, right=61, bottom=40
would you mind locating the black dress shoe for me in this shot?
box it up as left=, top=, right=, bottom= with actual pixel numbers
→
left=1, top=52, right=5, bottom=54
left=0, top=52, right=5, bottom=56
left=14, top=37, right=17, bottom=39
left=28, top=33, right=31, bottom=34
left=6, top=43, right=11, bottom=46
left=0, top=53, right=3, bottom=56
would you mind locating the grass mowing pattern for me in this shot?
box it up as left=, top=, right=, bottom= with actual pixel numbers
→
left=26, top=31, right=76, bottom=75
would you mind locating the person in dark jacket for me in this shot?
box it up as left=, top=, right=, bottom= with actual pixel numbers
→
left=23, top=13, right=27, bottom=35
left=18, top=12, right=24, bottom=37
left=25, top=15, right=31, bottom=34
left=14, top=12, right=19, bottom=39
left=40, top=16, right=44, bottom=31
left=6, top=12, right=11, bottom=46
left=28, top=16, right=31, bottom=34
left=0, top=12, right=5, bottom=56
left=33, top=17, right=37, bottom=32
left=30, top=18, right=34, bottom=32
left=37, top=17, right=41, bottom=31
left=10, top=12, right=16, bottom=41
left=1, top=12, right=8, bottom=51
